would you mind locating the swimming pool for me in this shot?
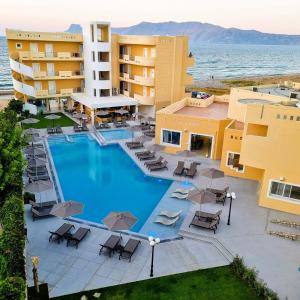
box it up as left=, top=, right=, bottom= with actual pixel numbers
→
left=99, top=129, right=132, bottom=141
left=48, top=134, right=172, bottom=232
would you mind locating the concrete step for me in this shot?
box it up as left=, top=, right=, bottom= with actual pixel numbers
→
left=178, top=229, right=234, bottom=263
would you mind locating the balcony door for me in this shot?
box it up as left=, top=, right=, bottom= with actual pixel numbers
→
left=150, top=69, right=155, bottom=78
left=143, top=67, right=147, bottom=78
left=30, top=43, right=38, bottom=53
left=32, top=63, right=40, bottom=74
left=143, top=48, right=148, bottom=57
left=48, top=81, right=56, bottom=95
left=150, top=88, right=155, bottom=97
left=34, top=81, right=42, bottom=91
left=143, top=86, right=147, bottom=97
left=47, top=63, right=55, bottom=76
left=45, top=44, right=54, bottom=57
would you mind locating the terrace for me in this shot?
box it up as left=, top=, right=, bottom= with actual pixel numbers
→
left=24, top=125, right=300, bottom=299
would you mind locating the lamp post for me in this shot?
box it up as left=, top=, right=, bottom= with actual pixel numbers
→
left=31, top=256, right=40, bottom=293
left=148, top=236, right=160, bottom=277
left=226, top=192, right=236, bottom=226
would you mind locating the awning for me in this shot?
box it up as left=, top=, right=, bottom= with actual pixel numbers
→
left=71, top=93, right=138, bottom=109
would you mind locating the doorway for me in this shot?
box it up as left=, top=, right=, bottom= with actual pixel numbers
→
left=189, top=134, right=213, bottom=158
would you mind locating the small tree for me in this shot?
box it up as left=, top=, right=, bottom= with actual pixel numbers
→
left=6, top=100, right=23, bottom=114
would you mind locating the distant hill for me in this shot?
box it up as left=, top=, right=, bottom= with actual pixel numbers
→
left=65, top=24, right=82, bottom=34
left=111, top=21, right=300, bottom=45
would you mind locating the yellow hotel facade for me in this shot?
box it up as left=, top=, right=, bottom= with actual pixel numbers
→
left=6, top=21, right=193, bottom=119
left=156, top=83, right=300, bottom=215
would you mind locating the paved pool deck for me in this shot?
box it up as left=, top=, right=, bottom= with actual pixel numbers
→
left=25, top=126, right=300, bottom=300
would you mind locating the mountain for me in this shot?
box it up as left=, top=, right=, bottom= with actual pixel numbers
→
left=111, top=21, right=300, bottom=45
left=65, top=24, right=82, bottom=34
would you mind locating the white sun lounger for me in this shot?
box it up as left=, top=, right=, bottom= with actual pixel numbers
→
left=159, top=210, right=182, bottom=219
left=154, top=216, right=179, bottom=226
left=170, top=192, right=188, bottom=199
left=175, top=188, right=195, bottom=195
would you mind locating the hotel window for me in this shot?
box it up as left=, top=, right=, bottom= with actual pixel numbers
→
left=283, top=115, right=287, bottom=120
left=93, top=71, right=96, bottom=80
left=297, top=116, right=300, bottom=121
left=16, top=42, right=22, bottom=49
left=269, top=181, right=300, bottom=203
left=92, top=51, right=95, bottom=62
left=290, top=116, right=294, bottom=121
left=226, top=152, right=244, bottom=172
left=276, top=114, right=280, bottom=119
left=93, top=89, right=96, bottom=97
left=162, top=130, right=181, bottom=146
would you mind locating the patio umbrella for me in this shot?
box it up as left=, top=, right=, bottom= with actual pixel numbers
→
left=202, top=168, right=224, bottom=187
left=143, top=116, right=155, bottom=124
left=115, top=109, right=129, bottom=115
left=26, top=135, right=43, bottom=147
left=27, top=157, right=47, bottom=168
left=145, top=144, right=166, bottom=152
left=188, top=189, right=216, bottom=210
left=25, top=180, right=53, bottom=203
left=50, top=201, right=84, bottom=219
left=24, top=148, right=45, bottom=157
left=127, top=126, right=142, bottom=141
left=44, top=114, right=61, bottom=128
left=21, top=118, right=40, bottom=124
left=24, top=128, right=39, bottom=135
left=136, top=135, right=153, bottom=143
left=102, top=211, right=138, bottom=235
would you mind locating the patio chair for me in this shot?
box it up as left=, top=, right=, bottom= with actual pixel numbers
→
left=114, top=121, right=123, bottom=128
left=189, top=216, right=218, bottom=234
left=49, top=223, right=75, bottom=243
left=144, top=156, right=163, bottom=168
left=99, top=235, right=122, bottom=257
left=119, top=239, right=141, bottom=262
left=154, top=215, right=179, bottom=226
left=195, top=210, right=222, bottom=224
left=73, top=124, right=82, bottom=132
left=149, top=160, right=168, bottom=172
left=206, top=187, right=229, bottom=206
left=173, top=161, right=185, bottom=176
left=47, top=126, right=55, bottom=134
left=185, top=162, right=198, bottom=178
left=159, top=210, right=182, bottom=219
left=66, top=227, right=91, bottom=248
left=55, top=126, right=63, bottom=134
left=31, top=207, right=54, bottom=221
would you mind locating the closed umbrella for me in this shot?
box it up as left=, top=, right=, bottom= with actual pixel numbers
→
left=146, top=144, right=166, bottom=152
left=202, top=168, right=224, bottom=187
left=44, top=114, right=61, bottom=128
left=50, top=201, right=84, bottom=218
left=25, top=180, right=53, bottom=203
left=102, top=211, right=138, bottom=235
left=24, top=148, right=45, bottom=157
left=22, top=118, right=40, bottom=124
left=188, top=189, right=216, bottom=210
left=24, top=128, right=39, bottom=135
left=27, top=158, right=47, bottom=168
left=115, top=109, right=129, bottom=115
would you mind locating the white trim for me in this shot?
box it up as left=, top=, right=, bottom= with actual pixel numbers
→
left=160, top=128, right=182, bottom=148
left=267, top=179, right=300, bottom=204
left=188, top=132, right=214, bottom=158
left=225, top=151, right=245, bottom=173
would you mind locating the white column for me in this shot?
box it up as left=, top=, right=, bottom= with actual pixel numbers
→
left=90, top=109, right=95, bottom=126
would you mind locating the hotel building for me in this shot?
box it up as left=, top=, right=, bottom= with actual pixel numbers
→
left=6, top=21, right=194, bottom=120
left=156, top=83, right=300, bottom=215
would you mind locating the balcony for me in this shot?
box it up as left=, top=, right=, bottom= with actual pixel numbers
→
left=119, top=73, right=154, bottom=87
left=119, top=54, right=155, bottom=66
left=32, top=71, right=84, bottom=80
left=19, top=51, right=83, bottom=61
left=133, top=93, right=155, bottom=106
left=34, top=88, right=76, bottom=99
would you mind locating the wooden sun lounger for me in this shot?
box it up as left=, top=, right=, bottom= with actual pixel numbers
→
left=149, top=161, right=168, bottom=171
left=28, top=173, right=50, bottom=181
left=186, top=162, right=197, bottom=178
left=127, top=142, right=143, bottom=149
left=26, top=169, right=48, bottom=176
left=99, top=235, right=122, bottom=257
left=173, top=161, right=185, bottom=176
left=154, top=215, right=179, bottom=226
left=138, top=153, right=155, bottom=161
left=29, top=200, right=57, bottom=208
left=31, top=207, right=54, bottom=221
left=66, top=227, right=91, bottom=248
left=135, top=150, right=150, bottom=157
left=195, top=210, right=222, bottom=224
left=55, top=126, right=63, bottom=134
left=159, top=210, right=182, bottom=219
left=119, top=239, right=141, bottom=262
left=189, top=216, right=218, bottom=234
left=170, top=192, right=188, bottom=199
left=145, top=156, right=163, bottom=167
left=49, top=223, right=75, bottom=243
left=174, top=188, right=194, bottom=195
left=47, top=127, right=55, bottom=134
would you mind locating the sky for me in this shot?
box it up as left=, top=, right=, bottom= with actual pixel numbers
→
left=1, top=0, right=300, bottom=36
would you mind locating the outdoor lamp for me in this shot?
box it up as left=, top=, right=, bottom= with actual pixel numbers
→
left=148, top=235, right=160, bottom=277
left=227, top=192, right=236, bottom=225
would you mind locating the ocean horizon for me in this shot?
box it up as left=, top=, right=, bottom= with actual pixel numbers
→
left=1, top=36, right=300, bottom=91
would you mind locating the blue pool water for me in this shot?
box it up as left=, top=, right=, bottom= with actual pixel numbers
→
left=48, top=134, right=172, bottom=231
left=99, top=129, right=132, bottom=141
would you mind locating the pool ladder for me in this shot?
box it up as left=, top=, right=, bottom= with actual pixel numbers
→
left=65, top=135, right=73, bottom=143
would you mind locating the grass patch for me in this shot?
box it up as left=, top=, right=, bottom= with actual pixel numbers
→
left=22, top=112, right=76, bottom=129
left=52, top=266, right=262, bottom=300
left=190, top=87, right=230, bottom=95
left=221, top=79, right=257, bottom=87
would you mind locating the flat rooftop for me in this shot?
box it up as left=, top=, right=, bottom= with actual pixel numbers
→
left=250, top=86, right=300, bottom=100
left=174, top=102, right=229, bottom=120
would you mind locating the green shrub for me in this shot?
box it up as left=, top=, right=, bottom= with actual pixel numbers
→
left=7, top=100, right=23, bottom=114
left=0, top=276, right=26, bottom=300
left=23, top=192, right=35, bottom=204
left=231, top=256, right=279, bottom=300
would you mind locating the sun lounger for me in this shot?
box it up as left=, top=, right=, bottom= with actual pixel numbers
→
left=159, top=210, right=182, bottom=219
left=170, top=192, right=188, bottom=199
left=26, top=169, right=48, bottom=176
left=173, top=161, right=185, bottom=176
left=99, top=235, right=122, bottom=257
left=138, top=152, right=155, bottom=160
left=127, top=142, right=144, bottom=149
left=28, top=173, right=50, bottom=181
left=49, top=223, right=75, bottom=243
left=149, top=160, right=168, bottom=171
left=29, top=200, right=56, bottom=208
left=31, top=207, right=54, bottom=221
left=195, top=210, right=222, bottom=224
left=119, top=239, right=141, bottom=262
left=206, top=187, right=229, bottom=206
left=144, top=131, right=155, bottom=137
left=174, top=188, right=194, bottom=194
left=135, top=150, right=150, bottom=157
left=55, top=126, right=63, bottom=134
left=145, top=156, right=163, bottom=167
left=154, top=215, right=179, bottom=226
left=66, top=227, right=91, bottom=248
left=82, top=124, right=89, bottom=131
left=186, top=162, right=197, bottom=178
left=27, top=166, right=47, bottom=172
left=47, top=127, right=55, bottom=134
left=189, top=216, right=218, bottom=234
left=73, top=125, right=81, bottom=132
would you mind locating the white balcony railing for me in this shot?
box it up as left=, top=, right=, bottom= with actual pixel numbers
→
left=12, top=78, right=36, bottom=97
left=9, top=57, right=33, bottom=78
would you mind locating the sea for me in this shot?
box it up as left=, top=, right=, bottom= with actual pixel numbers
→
left=1, top=36, right=300, bottom=91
